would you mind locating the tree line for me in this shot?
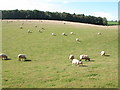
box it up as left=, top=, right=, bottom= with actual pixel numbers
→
left=2, top=9, right=108, bottom=25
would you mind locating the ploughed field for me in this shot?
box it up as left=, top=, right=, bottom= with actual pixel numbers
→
left=2, top=20, right=118, bottom=88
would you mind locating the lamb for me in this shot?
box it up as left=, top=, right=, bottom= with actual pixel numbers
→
left=0, top=53, right=8, bottom=60
left=80, top=55, right=90, bottom=61
left=68, top=55, right=74, bottom=60
left=18, top=54, right=26, bottom=61
left=100, top=51, right=105, bottom=56
left=72, top=59, right=83, bottom=65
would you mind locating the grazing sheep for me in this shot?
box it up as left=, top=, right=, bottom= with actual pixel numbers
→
left=98, top=32, right=101, bottom=35
left=68, top=55, right=74, bottom=60
left=100, top=51, right=105, bottom=56
left=28, top=30, right=32, bottom=33
left=76, top=38, right=79, bottom=41
left=70, top=32, right=74, bottom=35
left=0, top=53, right=8, bottom=60
left=18, top=54, right=26, bottom=61
left=62, top=33, right=66, bottom=36
left=80, top=55, right=90, bottom=61
left=51, top=33, right=56, bottom=36
left=72, top=59, right=83, bottom=65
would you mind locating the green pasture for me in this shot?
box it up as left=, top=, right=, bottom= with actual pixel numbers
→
left=2, top=20, right=118, bottom=88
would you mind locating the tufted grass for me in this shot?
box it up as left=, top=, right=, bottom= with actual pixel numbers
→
left=2, top=20, right=118, bottom=88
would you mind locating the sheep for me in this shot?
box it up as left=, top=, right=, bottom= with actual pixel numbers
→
left=76, top=38, right=79, bottom=41
left=20, top=26, right=23, bottom=29
left=70, top=32, right=74, bottom=35
left=28, top=30, right=32, bottom=33
left=80, top=55, right=90, bottom=61
left=100, top=51, right=105, bottom=56
left=98, top=32, right=101, bottom=35
left=72, top=59, right=83, bottom=66
left=38, top=30, right=42, bottom=33
left=62, top=33, right=66, bottom=36
left=35, top=25, right=37, bottom=28
left=51, top=33, right=56, bottom=36
left=0, top=53, right=8, bottom=60
left=68, top=55, right=74, bottom=60
left=42, top=28, right=45, bottom=30
left=18, top=54, right=26, bottom=61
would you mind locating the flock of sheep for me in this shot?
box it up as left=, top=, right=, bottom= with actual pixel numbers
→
left=1, top=21, right=106, bottom=66
left=68, top=50, right=105, bottom=66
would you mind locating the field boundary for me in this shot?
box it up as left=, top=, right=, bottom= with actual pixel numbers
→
left=2, top=19, right=118, bottom=28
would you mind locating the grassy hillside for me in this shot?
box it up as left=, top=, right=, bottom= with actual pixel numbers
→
left=2, top=20, right=118, bottom=88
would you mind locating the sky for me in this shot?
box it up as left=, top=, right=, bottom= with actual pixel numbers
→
left=0, top=0, right=119, bottom=20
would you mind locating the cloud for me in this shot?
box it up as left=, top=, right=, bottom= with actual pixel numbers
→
left=90, top=12, right=117, bottom=20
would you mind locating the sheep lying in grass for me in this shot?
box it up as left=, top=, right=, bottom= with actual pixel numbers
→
left=72, top=59, right=83, bottom=66
left=51, top=33, right=56, bottom=36
left=80, top=55, right=90, bottom=61
left=18, top=54, right=26, bottom=61
left=100, top=51, right=105, bottom=56
left=68, top=55, right=74, bottom=60
left=0, top=53, right=8, bottom=60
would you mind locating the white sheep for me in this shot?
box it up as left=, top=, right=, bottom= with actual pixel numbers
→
left=100, top=51, right=105, bottom=56
left=70, top=32, right=74, bottom=35
left=28, top=30, right=32, bottom=33
left=51, top=33, right=56, bottom=36
left=76, top=38, right=79, bottom=41
left=72, top=59, right=83, bottom=65
left=0, top=53, right=8, bottom=60
left=18, top=54, right=26, bottom=61
left=80, top=55, right=90, bottom=61
left=68, top=55, right=74, bottom=60
left=98, top=32, right=101, bottom=35
left=62, top=33, right=66, bottom=36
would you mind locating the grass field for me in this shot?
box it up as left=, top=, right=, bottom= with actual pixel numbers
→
left=2, top=20, right=118, bottom=88
left=108, top=21, right=118, bottom=26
